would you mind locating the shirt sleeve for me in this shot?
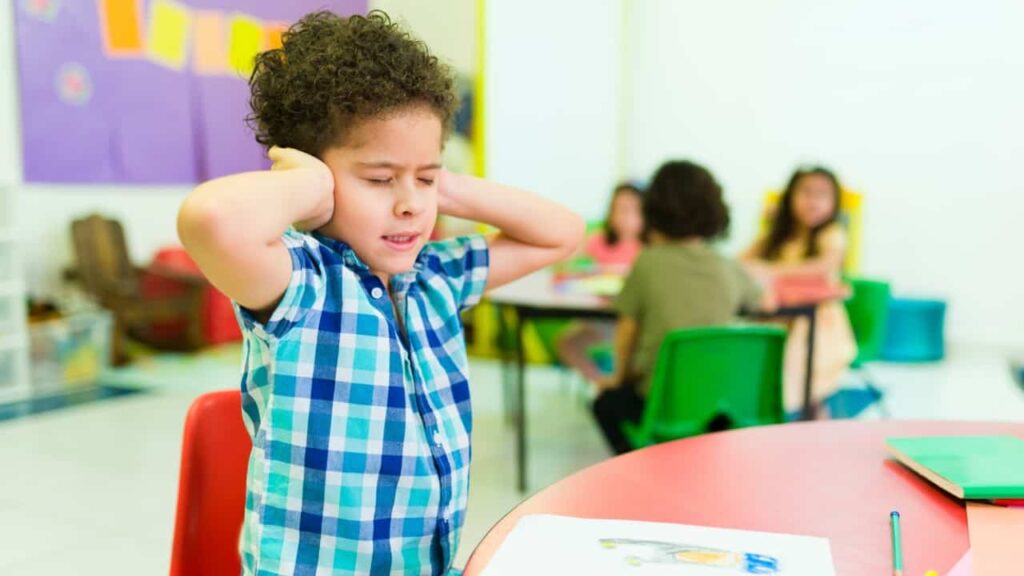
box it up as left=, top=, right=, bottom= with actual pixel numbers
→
left=234, top=229, right=327, bottom=339
left=615, top=251, right=647, bottom=319
left=583, top=232, right=604, bottom=259
left=731, top=259, right=765, bottom=312
left=420, top=234, right=491, bottom=312
left=817, top=223, right=848, bottom=262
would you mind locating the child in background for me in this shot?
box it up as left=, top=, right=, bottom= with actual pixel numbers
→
left=556, top=183, right=644, bottom=382
left=593, top=161, right=768, bottom=454
left=741, top=166, right=857, bottom=417
left=582, top=182, right=644, bottom=273
left=177, top=11, right=583, bottom=575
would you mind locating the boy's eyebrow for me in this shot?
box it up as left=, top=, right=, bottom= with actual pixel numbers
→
left=355, top=161, right=443, bottom=170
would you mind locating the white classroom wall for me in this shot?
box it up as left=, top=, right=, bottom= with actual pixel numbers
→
left=621, top=0, right=1024, bottom=346
left=483, top=0, right=625, bottom=220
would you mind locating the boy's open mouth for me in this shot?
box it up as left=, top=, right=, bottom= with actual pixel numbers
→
left=382, top=233, right=420, bottom=251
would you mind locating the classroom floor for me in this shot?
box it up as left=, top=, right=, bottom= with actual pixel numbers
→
left=0, top=344, right=1022, bottom=574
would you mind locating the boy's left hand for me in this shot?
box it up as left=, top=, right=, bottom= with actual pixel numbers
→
left=433, top=169, right=585, bottom=291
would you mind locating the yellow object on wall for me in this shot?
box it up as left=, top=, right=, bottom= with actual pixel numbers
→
left=146, top=0, right=191, bottom=71
left=228, top=14, right=264, bottom=77
left=467, top=303, right=557, bottom=364
left=759, top=188, right=863, bottom=273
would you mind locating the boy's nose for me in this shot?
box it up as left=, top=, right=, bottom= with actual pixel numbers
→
left=394, top=185, right=425, bottom=217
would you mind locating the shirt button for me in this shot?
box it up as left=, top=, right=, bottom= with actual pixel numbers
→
left=370, top=286, right=384, bottom=299
left=433, top=430, right=443, bottom=446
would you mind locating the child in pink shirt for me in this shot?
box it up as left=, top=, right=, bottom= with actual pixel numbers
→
left=557, top=183, right=644, bottom=382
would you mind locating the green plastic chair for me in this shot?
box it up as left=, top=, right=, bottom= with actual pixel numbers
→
left=822, top=277, right=891, bottom=419
left=843, top=277, right=891, bottom=367
left=623, top=326, right=786, bottom=449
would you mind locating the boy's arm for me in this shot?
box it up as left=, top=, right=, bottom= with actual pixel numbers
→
left=176, top=147, right=335, bottom=313
left=597, top=316, right=639, bottom=391
left=596, top=251, right=644, bottom=390
left=438, top=171, right=585, bottom=290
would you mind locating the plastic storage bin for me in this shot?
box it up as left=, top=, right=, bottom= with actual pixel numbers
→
left=29, top=310, right=113, bottom=395
left=881, top=298, right=946, bottom=362
left=0, top=340, right=30, bottom=402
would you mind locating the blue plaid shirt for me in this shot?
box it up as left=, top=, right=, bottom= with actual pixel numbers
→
left=235, top=229, right=489, bottom=575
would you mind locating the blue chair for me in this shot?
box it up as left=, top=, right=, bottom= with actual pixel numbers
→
left=1011, top=359, right=1024, bottom=390
left=881, top=298, right=947, bottom=362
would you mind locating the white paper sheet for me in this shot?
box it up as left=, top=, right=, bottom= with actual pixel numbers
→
left=482, top=515, right=835, bottom=576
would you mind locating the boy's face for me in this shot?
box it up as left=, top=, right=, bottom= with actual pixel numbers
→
left=320, top=107, right=442, bottom=284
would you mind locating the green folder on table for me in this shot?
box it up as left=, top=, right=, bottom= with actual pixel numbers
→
left=887, top=436, right=1024, bottom=500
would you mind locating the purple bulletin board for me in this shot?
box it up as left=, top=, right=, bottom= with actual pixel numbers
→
left=14, top=0, right=367, bottom=184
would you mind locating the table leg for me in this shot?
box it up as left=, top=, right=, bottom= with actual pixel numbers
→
left=497, top=304, right=515, bottom=425
left=516, top=308, right=528, bottom=493
left=800, top=306, right=818, bottom=421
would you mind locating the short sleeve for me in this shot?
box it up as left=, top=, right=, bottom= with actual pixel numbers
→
left=731, top=259, right=764, bottom=312
left=235, top=229, right=327, bottom=339
left=615, top=251, right=648, bottom=319
left=420, top=234, right=491, bottom=312
left=583, top=233, right=606, bottom=259
left=817, top=224, right=848, bottom=260
left=745, top=233, right=769, bottom=260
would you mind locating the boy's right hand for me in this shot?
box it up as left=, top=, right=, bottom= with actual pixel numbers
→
left=268, top=146, right=336, bottom=231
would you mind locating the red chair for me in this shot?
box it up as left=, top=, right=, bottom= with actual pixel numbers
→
left=170, top=390, right=252, bottom=576
left=143, top=246, right=243, bottom=346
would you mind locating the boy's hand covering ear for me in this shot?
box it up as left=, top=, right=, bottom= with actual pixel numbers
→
left=267, top=147, right=336, bottom=231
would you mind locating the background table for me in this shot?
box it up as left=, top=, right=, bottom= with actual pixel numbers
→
left=463, top=420, right=1023, bottom=575
left=486, top=270, right=836, bottom=492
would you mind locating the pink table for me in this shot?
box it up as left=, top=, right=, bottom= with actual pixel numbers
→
left=464, top=420, right=1024, bottom=575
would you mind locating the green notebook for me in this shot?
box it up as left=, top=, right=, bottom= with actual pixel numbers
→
left=887, top=436, right=1024, bottom=500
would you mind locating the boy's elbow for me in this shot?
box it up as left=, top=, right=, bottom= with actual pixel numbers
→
left=558, top=213, right=586, bottom=258
left=177, top=187, right=234, bottom=253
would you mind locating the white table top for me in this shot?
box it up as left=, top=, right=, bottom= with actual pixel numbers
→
left=485, top=270, right=612, bottom=312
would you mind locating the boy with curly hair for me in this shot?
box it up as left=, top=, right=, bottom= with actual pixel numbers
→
left=177, top=11, right=583, bottom=575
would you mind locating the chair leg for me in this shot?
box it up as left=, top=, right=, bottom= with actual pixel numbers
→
left=111, top=315, right=130, bottom=366
left=860, top=365, right=890, bottom=419
left=1011, top=359, right=1024, bottom=390
left=185, top=289, right=207, bottom=350
left=501, top=358, right=517, bottom=425
left=497, top=305, right=518, bottom=425
left=848, top=366, right=889, bottom=419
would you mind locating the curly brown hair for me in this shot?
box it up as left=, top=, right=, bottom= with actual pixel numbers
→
left=247, top=10, right=458, bottom=156
left=643, top=160, right=730, bottom=240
